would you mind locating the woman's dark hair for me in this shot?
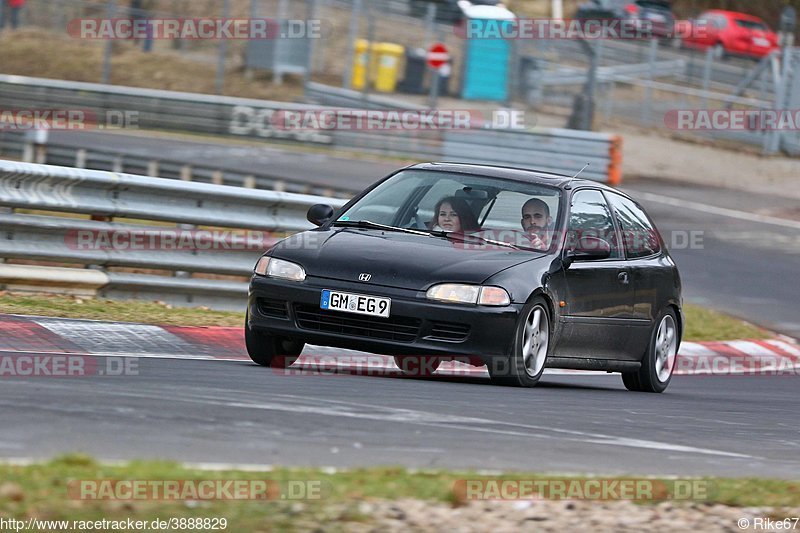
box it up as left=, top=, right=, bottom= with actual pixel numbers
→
left=429, top=196, right=480, bottom=232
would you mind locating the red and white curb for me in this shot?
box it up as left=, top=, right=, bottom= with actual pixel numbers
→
left=0, top=314, right=798, bottom=377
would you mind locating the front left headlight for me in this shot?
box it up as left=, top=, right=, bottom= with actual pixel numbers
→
left=254, top=257, right=306, bottom=281
left=426, top=284, right=510, bottom=306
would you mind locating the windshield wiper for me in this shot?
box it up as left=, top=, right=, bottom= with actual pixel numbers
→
left=333, top=220, right=431, bottom=236
left=428, top=230, right=523, bottom=250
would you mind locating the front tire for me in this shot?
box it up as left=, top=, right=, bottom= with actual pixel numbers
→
left=245, top=313, right=303, bottom=368
left=622, top=309, right=678, bottom=393
left=489, top=297, right=551, bottom=387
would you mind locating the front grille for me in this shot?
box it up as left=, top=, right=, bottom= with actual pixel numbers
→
left=257, top=298, right=289, bottom=318
left=427, top=321, right=471, bottom=342
left=294, top=304, right=421, bottom=343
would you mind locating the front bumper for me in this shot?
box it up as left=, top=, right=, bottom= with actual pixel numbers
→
left=248, top=275, right=522, bottom=362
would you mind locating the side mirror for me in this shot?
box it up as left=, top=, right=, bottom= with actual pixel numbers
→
left=564, top=236, right=612, bottom=265
left=307, top=204, right=334, bottom=227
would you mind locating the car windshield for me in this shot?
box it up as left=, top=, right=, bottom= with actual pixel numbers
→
left=334, top=169, right=563, bottom=253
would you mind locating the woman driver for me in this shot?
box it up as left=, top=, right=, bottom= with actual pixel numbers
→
left=429, top=196, right=480, bottom=233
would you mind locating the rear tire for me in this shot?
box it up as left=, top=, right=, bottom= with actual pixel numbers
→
left=488, top=297, right=551, bottom=387
left=394, top=355, right=441, bottom=376
left=622, top=309, right=678, bottom=393
left=245, top=313, right=303, bottom=368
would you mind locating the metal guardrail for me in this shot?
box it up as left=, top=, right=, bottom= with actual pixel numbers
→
left=0, top=160, right=348, bottom=310
left=331, top=127, right=622, bottom=184
left=442, top=129, right=620, bottom=183
left=304, top=82, right=425, bottom=110
left=538, top=59, right=687, bottom=86
left=0, top=161, right=346, bottom=231
left=0, top=74, right=333, bottom=145
left=0, top=131, right=356, bottom=198
left=0, top=213, right=262, bottom=277
left=0, top=75, right=623, bottom=184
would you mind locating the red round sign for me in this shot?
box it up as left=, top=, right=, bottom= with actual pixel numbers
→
left=426, top=43, right=450, bottom=69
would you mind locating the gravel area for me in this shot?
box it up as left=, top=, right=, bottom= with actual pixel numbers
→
left=316, top=499, right=800, bottom=532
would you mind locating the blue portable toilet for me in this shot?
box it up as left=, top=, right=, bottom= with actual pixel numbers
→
left=460, top=5, right=517, bottom=101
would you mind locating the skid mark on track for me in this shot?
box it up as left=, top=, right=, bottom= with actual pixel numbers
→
left=80, top=386, right=756, bottom=460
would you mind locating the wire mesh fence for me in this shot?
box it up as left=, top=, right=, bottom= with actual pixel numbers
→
left=3, top=0, right=798, bottom=155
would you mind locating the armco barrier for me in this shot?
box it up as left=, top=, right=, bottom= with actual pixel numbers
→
left=326, top=127, right=621, bottom=184
left=441, top=129, right=620, bottom=185
left=0, top=74, right=332, bottom=145
left=0, top=161, right=346, bottom=230
left=0, top=160, right=348, bottom=310
left=0, top=130, right=356, bottom=198
left=0, top=75, right=623, bottom=184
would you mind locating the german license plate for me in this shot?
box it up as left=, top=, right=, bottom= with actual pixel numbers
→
left=320, top=289, right=391, bottom=318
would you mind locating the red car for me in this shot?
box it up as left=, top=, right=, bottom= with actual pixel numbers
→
left=681, top=10, right=779, bottom=59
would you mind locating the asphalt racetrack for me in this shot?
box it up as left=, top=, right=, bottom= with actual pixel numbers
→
left=1, top=354, right=799, bottom=478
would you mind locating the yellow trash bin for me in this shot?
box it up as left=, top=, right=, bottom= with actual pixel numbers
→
left=351, top=39, right=370, bottom=90
left=373, top=42, right=405, bottom=93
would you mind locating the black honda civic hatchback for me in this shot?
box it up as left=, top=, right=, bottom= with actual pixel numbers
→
left=246, top=163, right=683, bottom=392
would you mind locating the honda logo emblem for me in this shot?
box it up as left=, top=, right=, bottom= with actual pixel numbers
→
left=358, top=273, right=372, bottom=282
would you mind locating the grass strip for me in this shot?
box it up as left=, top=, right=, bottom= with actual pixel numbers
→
left=0, top=456, right=798, bottom=531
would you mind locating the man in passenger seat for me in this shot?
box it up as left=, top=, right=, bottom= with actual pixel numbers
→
left=521, top=198, right=553, bottom=249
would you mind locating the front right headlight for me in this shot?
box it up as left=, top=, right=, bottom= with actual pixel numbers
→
left=254, top=257, right=306, bottom=281
left=426, top=284, right=510, bottom=306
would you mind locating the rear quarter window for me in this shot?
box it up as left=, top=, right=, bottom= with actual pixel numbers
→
left=606, top=193, right=662, bottom=259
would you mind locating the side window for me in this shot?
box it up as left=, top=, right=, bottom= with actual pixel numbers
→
left=607, top=193, right=662, bottom=259
left=567, top=189, right=621, bottom=259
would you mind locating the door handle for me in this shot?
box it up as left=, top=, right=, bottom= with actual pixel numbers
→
left=618, top=271, right=630, bottom=285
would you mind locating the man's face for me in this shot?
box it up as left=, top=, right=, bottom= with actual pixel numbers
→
left=521, top=201, right=551, bottom=236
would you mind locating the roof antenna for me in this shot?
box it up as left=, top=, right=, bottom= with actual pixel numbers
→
left=566, top=162, right=590, bottom=189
